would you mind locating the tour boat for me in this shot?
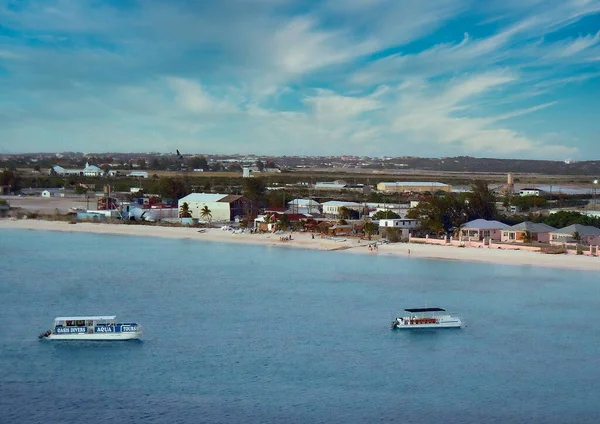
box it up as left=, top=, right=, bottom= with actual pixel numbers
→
left=39, top=316, right=142, bottom=340
left=391, top=308, right=463, bottom=329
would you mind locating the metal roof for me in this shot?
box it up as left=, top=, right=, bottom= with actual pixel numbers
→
left=462, top=219, right=510, bottom=230
left=551, top=224, right=600, bottom=236
left=179, top=193, right=228, bottom=202
left=507, top=221, right=556, bottom=232
left=54, top=316, right=116, bottom=321
left=379, top=182, right=449, bottom=187
left=405, top=308, right=446, bottom=313
left=321, top=201, right=362, bottom=206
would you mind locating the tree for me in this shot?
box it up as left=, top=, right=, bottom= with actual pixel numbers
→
left=572, top=231, right=582, bottom=243
left=466, top=180, right=497, bottom=220
left=523, top=230, right=533, bottom=243
left=179, top=202, right=192, bottom=218
left=242, top=178, right=267, bottom=206
left=279, top=213, right=290, bottom=230
left=152, top=177, right=190, bottom=200
left=0, top=169, right=21, bottom=192
left=362, top=221, right=379, bottom=240
left=407, top=193, right=467, bottom=237
left=188, top=156, right=208, bottom=170
left=136, top=159, right=147, bottom=169
left=200, top=206, right=212, bottom=226
left=149, top=157, right=161, bottom=170
left=256, top=160, right=265, bottom=172
left=338, top=206, right=352, bottom=220
left=372, top=210, right=401, bottom=220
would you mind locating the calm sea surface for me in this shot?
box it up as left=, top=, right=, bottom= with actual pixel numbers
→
left=1, top=229, right=600, bottom=423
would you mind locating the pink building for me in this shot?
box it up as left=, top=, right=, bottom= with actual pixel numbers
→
left=549, top=224, right=600, bottom=246
left=501, top=221, right=556, bottom=243
left=460, top=219, right=509, bottom=241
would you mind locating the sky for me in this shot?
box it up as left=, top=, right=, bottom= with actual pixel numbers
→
left=0, top=0, right=599, bottom=159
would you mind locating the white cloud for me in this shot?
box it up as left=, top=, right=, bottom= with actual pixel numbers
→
left=166, top=78, right=238, bottom=114
left=0, top=0, right=598, bottom=158
left=389, top=73, right=576, bottom=157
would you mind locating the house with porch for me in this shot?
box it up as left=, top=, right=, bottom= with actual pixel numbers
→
left=321, top=201, right=365, bottom=219
left=460, top=219, right=509, bottom=241
left=378, top=218, right=420, bottom=239
left=549, top=224, right=600, bottom=246
left=501, top=221, right=556, bottom=243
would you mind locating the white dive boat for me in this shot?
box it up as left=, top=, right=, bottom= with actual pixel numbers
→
left=39, top=316, right=142, bottom=340
left=391, top=308, right=463, bottom=329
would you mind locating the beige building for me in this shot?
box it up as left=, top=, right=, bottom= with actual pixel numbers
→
left=178, top=193, right=250, bottom=222
left=376, top=181, right=451, bottom=193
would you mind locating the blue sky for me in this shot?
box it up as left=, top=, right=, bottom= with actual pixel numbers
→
left=0, top=0, right=599, bottom=159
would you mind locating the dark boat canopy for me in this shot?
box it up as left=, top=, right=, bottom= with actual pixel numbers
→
left=404, top=308, right=446, bottom=313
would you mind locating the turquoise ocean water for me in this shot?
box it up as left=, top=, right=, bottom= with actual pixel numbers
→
left=1, top=228, right=600, bottom=423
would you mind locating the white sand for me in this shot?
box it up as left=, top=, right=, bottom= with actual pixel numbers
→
left=2, top=218, right=599, bottom=271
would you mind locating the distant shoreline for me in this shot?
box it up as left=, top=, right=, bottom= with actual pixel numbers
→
left=2, top=218, right=600, bottom=271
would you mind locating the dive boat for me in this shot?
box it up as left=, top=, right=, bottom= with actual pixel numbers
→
left=39, top=316, right=142, bottom=340
left=391, top=308, right=463, bottom=329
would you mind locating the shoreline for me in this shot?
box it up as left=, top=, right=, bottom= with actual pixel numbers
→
left=2, top=219, right=600, bottom=271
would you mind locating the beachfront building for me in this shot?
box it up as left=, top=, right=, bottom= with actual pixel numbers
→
left=378, top=218, right=420, bottom=239
left=253, top=212, right=308, bottom=231
left=376, top=181, right=451, bottom=193
left=460, top=219, right=509, bottom=242
left=549, top=224, right=600, bottom=246
left=321, top=201, right=365, bottom=219
left=501, top=221, right=556, bottom=243
left=178, top=193, right=251, bottom=222
left=287, top=199, right=321, bottom=215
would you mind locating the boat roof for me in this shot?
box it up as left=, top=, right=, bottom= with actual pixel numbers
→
left=404, top=308, right=446, bottom=313
left=54, top=316, right=116, bottom=321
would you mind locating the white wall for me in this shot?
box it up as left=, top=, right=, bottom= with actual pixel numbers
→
left=179, top=200, right=231, bottom=222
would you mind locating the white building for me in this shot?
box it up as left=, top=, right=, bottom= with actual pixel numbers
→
left=178, top=193, right=250, bottom=222
left=377, top=218, right=420, bottom=239
left=321, top=201, right=364, bottom=219
left=314, top=180, right=348, bottom=190
left=41, top=189, right=63, bottom=198
left=50, top=162, right=104, bottom=177
left=287, top=199, right=321, bottom=214
left=519, top=188, right=541, bottom=196
left=365, top=202, right=410, bottom=218
left=127, top=171, right=149, bottom=178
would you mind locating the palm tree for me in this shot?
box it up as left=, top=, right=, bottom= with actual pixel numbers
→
left=523, top=230, right=533, bottom=244
left=200, top=206, right=212, bottom=226
left=572, top=231, right=582, bottom=243
left=179, top=202, right=191, bottom=218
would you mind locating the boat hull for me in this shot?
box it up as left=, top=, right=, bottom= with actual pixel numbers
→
left=45, top=331, right=142, bottom=341
left=393, top=322, right=462, bottom=329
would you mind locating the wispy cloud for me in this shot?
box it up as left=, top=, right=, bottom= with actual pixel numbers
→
left=0, top=0, right=599, bottom=158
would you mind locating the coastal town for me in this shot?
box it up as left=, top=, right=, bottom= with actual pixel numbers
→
left=2, top=157, right=600, bottom=270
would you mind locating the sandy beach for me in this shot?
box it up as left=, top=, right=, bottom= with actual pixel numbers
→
left=2, top=218, right=600, bottom=271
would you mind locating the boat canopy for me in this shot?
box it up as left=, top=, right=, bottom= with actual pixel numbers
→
left=54, top=316, right=116, bottom=321
left=404, top=308, right=445, bottom=313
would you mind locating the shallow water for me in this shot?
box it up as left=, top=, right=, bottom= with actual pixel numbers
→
left=1, top=229, right=600, bottom=423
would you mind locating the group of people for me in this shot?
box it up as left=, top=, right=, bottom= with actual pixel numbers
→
left=368, top=243, right=379, bottom=251
left=280, top=235, right=293, bottom=242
